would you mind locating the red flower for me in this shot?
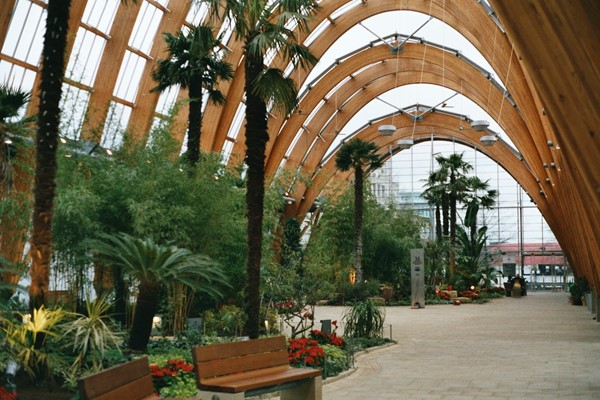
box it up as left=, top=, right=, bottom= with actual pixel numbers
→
left=0, top=386, right=17, bottom=400
left=287, top=338, right=325, bottom=367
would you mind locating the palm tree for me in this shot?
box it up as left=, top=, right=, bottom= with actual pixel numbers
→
left=463, top=176, right=497, bottom=244
left=152, top=24, right=233, bottom=167
left=422, top=170, right=446, bottom=241
left=91, top=233, right=228, bottom=351
left=0, top=84, right=31, bottom=289
left=335, top=138, right=381, bottom=284
left=203, top=0, right=318, bottom=338
left=29, top=0, right=72, bottom=313
left=29, top=0, right=137, bottom=316
left=434, top=153, right=472, bottom=277
left=0, top=83, right=30, bottom=124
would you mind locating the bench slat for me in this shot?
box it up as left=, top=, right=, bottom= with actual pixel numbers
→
left=78, top=357, right=157, bottom=400
left=198, top=348, right=289, bottom=378
left=194, top=336, right=287, bottom=362
left=200, top=366, right=322, bottom=393
left=193, top=336, right=322, bottom=399
left=91, top=375, right=158, bottom=400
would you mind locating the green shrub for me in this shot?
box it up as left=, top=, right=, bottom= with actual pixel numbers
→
left=342, top=300, right=385, bottom=338
left=345, top=336, right=392, bottom=352
left=148, top=358, right=197, bottom=398
left=202, top=305, right=246, bottom=337
left=321, top=344, right=350, bottom=378
left=341, top=280, right=380, bottom=303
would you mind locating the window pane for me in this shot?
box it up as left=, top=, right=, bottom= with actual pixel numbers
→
left=101, top=101, right=132, bottom=149
left=2, top=0, right=45, bottom=65
left=59, top=83, right=91, bottom=140
left=113, top=51, right=146, bottom=102
left=129, top=1, right=163, bottom=54
left=81, top=0, right=119, bottom=34
left=66, top=28, right=107, bottom=86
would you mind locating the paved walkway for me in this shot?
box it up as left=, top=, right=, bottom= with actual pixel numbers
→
left=281, top=292, right=600, bottom=399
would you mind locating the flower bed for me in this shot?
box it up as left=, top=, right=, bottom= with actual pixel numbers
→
left=149, top=358, right=197, bottom=398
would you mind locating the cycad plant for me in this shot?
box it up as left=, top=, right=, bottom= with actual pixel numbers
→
left=91, top=233, right=228, bottom=351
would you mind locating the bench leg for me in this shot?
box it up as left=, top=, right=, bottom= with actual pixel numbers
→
left=197, top=390, right=244, bottom=400
left=281, top=376, right=322, bottom=400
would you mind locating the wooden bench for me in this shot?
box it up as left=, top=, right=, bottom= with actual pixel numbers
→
left=78, top=357, right=159, bottom=400
left=192, top=336, right=322, bottom=400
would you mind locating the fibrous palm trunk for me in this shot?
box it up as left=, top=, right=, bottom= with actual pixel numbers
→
left=186, top=76, right=203, bottom=167
left=243, top=43, right=268, bottom=339
left=449, top=173, right=457, bottom=277
left=354, top=167, right=364, bottom=284
left=29, top=0, right=71, bottom=316
left=435, top=204, right=442, bottom=241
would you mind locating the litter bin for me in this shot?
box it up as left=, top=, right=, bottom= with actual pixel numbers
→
left=320, top=319, right=331, bottom=334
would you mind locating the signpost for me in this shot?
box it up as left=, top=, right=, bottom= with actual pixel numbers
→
left=411, top=248, right=425, bottom=308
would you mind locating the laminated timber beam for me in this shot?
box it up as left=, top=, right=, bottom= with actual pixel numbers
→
left=489, top=0, right=600, bottom=288
left=81, top=1, right=142, bottom=142
left=126, top=0, right=192, bottom=142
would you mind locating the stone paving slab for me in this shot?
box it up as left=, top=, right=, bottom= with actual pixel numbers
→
left=269, top=291, right=600, bottom=399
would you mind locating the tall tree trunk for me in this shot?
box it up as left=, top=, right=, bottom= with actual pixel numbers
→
left=29, top=0, right=71, bottom=316
left=449, top=173, right=457, bottom=277
left=186, top=76, right=203, bottom=167
left=128, top=281, right=160, bottom=352
left=354, top=167, right=364, bottom=283
left=243, top=43, right=268, bottom=339
left=435, top=204, right=442, bottom=241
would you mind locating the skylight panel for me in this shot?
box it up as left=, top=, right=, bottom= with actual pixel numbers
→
left=227, top=103, right=246, bottom=141
left=59, top=83, right=91, bottom=140
left=129, top=1, right=163, bottom=54
left=82, top=0, right=119, bottom=34
left=220, top=138, right=234, bottom=163
left=65, top=28, right=107, bottom=86
left=2, top=0, right=45, bottom=65
left=0, top=60, right=36, bottom=95
left=155, top=84, right=181, bottom=116
left=304, top=20, right=330, bottom=48
left=101, top=101, right=132, bottom=149
left=113, top=51, right=146, bottom=103
left=186, top=1, right=209, bottom=26
left=330, top=0, right=362, bottom=20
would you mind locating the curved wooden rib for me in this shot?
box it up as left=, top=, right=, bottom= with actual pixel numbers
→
left=490, top=0, right=600, bottom=286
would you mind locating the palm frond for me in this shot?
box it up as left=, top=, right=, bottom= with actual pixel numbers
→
left=253, top=69, right=298, bottom=115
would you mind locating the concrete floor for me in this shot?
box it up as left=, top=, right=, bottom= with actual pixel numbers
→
left=277, top=291, right=600, bottom=399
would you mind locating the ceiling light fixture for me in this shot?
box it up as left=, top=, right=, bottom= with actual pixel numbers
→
left=480, top=135, right=497, bottom=146
left=471, top=120, right=490, bottom=131
left=397, top=138, right=414, bottom=150
left=378, top=125, right=396, bottom=136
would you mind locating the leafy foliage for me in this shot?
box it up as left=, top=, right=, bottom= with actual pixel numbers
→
left=90, top=232, right=229, bottom=350
left=342, top=299, right=385, bottom=339
left=60, top=295, right=123, bottom=370
left=320, top=344, right=350, bottom=378
left=53, top=129, right=249, bottom=308
left=2, top=306, right=68, bottom=380
left=149, top=358, right=197, bottom=398
left=202, top=305, right=247, bottom=337
left=305, top=188, right=423, bottom=301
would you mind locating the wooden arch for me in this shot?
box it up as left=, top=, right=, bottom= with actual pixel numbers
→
left=1, top=0, right=599, bottom=286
